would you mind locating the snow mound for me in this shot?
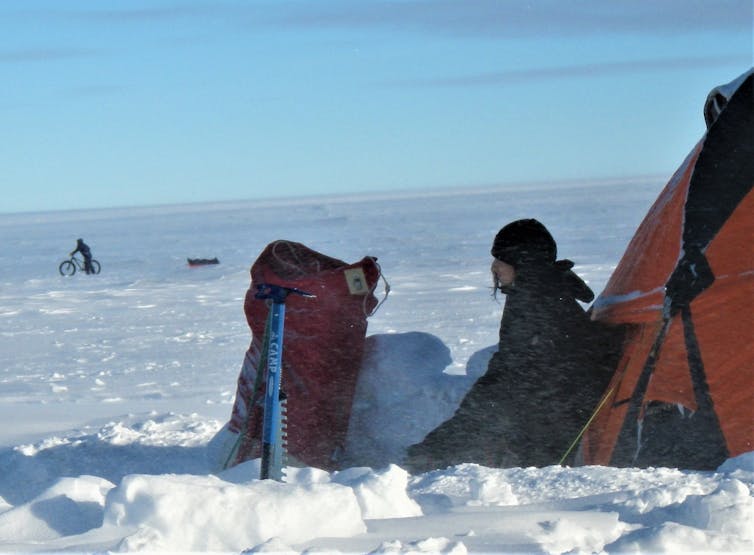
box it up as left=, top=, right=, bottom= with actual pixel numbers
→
left=334, top=464, right=423, bottom=519
left=105, top=472, right=366, bottom=551
left=0, top=475, right=113, bottom=542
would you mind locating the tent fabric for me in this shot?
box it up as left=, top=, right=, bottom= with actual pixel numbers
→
left=581, top=70, right=754, bottom=470
left=704, top=67, right=753, bottom=127
left=227, top=240, right=383, bottom=471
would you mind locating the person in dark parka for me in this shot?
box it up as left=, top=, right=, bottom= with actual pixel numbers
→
left=404, top=219, right=623, bottom=472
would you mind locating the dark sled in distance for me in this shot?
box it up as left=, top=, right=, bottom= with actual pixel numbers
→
left=187, top=257, right=220, bottom=267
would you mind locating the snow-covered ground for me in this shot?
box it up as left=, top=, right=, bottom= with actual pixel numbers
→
left=1, top=181, right=751, bottom=553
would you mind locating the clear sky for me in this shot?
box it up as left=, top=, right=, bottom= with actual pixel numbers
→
left=1, top=0, right=751, bottom=214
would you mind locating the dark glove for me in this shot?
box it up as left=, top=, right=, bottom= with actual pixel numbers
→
left=664, top=247, right=714, bottom=317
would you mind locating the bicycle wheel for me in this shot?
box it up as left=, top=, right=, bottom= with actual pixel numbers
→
left=59, top=260, right=76, bottom=276
left=90, top=259, right=101, bottom=274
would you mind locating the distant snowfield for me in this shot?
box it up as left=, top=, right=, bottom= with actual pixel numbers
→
left=1, top=181, right=751, bottom=553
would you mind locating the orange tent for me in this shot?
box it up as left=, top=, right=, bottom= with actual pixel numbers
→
left=580, top=69, right=753, bottom=470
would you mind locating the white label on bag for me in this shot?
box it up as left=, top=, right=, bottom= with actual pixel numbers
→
left=344, top=268, right=368, bottom=295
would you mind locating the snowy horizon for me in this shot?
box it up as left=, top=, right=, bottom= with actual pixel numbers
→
left=0, top=174, right=664, bottom=219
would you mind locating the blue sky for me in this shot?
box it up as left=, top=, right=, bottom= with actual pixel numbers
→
left=1, top=0, right=751, bottom=213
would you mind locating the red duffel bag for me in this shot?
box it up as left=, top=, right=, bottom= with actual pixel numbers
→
left=226, top=240, right=385, bottom=471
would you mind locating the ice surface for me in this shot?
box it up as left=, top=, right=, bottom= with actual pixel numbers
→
left=1, top=181, right=751, bottom=552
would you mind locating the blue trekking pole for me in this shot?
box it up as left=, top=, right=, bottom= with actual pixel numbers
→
left=255, top=283, right=314, bottom=481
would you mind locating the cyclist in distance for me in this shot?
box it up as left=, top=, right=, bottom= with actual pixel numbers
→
left=70, top=238, right=95, bottom=274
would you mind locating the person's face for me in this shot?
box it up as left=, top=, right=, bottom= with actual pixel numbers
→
left=491, top=259, right=515, bottom=288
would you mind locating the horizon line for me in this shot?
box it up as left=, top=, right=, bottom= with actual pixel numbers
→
left=0, top=174, right=666, bottom=219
